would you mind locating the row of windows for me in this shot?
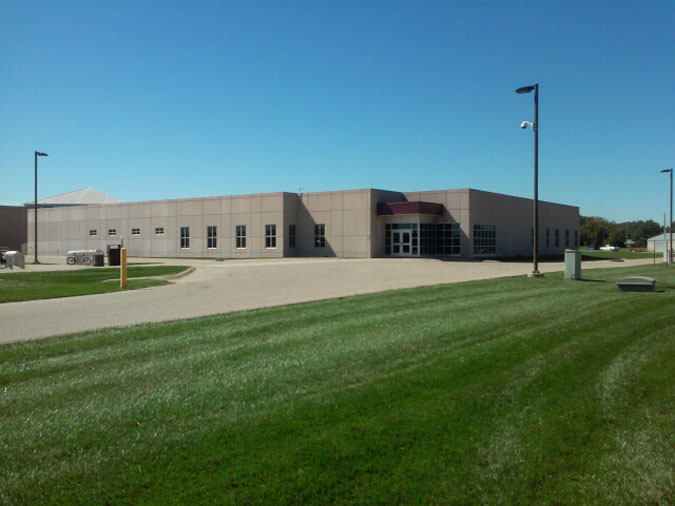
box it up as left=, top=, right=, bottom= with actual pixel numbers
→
left=85, top=225, right=319, bottom=247
left=90, top=227, right=165, bottom=237
left=544, top=228, right=578, bottom=248
left=159, top=224, right=325, bottom=250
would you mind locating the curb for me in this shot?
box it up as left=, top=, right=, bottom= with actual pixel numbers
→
left=161, top=266, right=197, bottom=280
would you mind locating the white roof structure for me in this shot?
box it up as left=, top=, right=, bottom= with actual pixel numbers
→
left=647, top=233, right=673, bottom=242
left=25, top=188, right=122, bottom=207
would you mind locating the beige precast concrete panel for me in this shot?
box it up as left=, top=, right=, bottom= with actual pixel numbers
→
left=203, top=197, right=221, bottom=215
left=262, top=194, right=284, bottom=213
left=307, top=192, right=332, bottom=212
left=220, top=196, right=232, bottom=215
left=343, top=236, right=369, bottom=257
left=250, top=195, right=263, bottom=213
left=177, top=198, right=203, bottom=217
left=151, top=200, right=171, bottom=217
left=231, top=196, right=252, bottom=214
left=330, top=191, right=344, bottom=211
left=128, top=203, right=144, bottom=219
left=343, top=209, right=369, bottom=236
left=343, top=190, right=369, bottom=210
left=330, top=211, right=344, bottom=237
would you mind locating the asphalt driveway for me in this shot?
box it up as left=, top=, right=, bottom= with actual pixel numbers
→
left=0, top=256, right=657, bottom=344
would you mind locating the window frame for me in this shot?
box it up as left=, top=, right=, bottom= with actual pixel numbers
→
left=236, top=225, right=247, bottom=249
left=472, top=224, right=496, bottom=256
left=289, top=224, right=296, bottom=248
left=108, top=229, right=117, bottom=236
left=207, top=226, right=217, bottom=249
left=265, top=224, right=277, bottom=249
left=89, top=229, right=97, bottom=236
left=155, top=227, right=164, bottom=235
left=314, top=224, right=326, bottom=248
left=180, top=226, right=190, bottom=249
left=131, top=228, right=141, bottom=236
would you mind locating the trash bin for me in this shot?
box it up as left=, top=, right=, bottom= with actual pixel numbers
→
left=564, top=249, right=581, bottom=280
left=93, top=249, right=105, bottom=267
left=107, top=244, right=121, bottom=266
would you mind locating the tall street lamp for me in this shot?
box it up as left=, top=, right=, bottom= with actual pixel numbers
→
left=661, top=168, right=673, bottom=264
left=516, top=83, right=542, bottom=277
left=34, top=151, right=48, bottom=264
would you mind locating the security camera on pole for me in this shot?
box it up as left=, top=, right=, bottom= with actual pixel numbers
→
left=516, top=83, right=542, bottom=277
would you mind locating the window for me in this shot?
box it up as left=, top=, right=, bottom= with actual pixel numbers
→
left=574, top=230, right=579, bottom=248
left=236, top=225, right=246, bottom=249
left=180, top=227, right=190, bottom=249
left=89, top=229, right=97, bottom=236
left=565, top=229, right=570, bottom=248
left=415, top=223, right=460, bottom=256
left=546, top=228, right=550, bottom=247
left=265, top=224, right=276, bottom=248
left=207, top=226, right=217, bottom=249
left=555, top=229, right=560, bottom=247
left=289, top=224, right=296, bottom=248
left=314, top=224, right=326, bottom=248
left=155, top=227, right=164, bottom=235
left=473, top=224, right=496, bottom=255
left=108, top=229, right=116, bottom=236
left=132, top=228, right=141, bottom=235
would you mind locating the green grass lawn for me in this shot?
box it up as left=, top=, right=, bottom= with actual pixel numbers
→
left=0, top=266, right=188, bottom=303
left=581, top=249, right=655, bottom=260
left=1, top=265, right=673, bottom=504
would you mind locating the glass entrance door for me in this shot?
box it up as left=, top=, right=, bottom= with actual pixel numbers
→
left=391, top=230, right=412, bottom=255
left=385, top=223, right=419, bottom=256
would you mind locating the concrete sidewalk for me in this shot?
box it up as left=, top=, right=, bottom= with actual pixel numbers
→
left=0, top=256, right=658, bottom=344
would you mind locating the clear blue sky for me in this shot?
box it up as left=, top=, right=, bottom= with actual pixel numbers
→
left=2, top=1, right=673, bottom=222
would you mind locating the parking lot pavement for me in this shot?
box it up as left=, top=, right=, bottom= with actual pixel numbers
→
left=0, top=256, right=658, bottom=344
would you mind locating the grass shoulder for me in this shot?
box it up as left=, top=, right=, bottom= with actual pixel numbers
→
left=0, top=265, right=189, bottom=303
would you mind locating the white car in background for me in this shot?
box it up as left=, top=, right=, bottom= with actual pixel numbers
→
left=599, top=245, right=620, bottom=251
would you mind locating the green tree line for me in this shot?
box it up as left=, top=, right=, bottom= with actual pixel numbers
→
left=580, top=216, right=667, bottom=248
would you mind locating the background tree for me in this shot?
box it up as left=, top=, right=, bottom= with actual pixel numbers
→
left=580, top=216, right=662, bottom=248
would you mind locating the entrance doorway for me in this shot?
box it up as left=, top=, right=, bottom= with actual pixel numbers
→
left=391, top=230, right=411, bottom=255
left=385, top=222, right=419, bottom=257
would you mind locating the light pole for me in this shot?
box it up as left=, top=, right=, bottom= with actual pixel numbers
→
left=661, top=168, right=673, bottom=264
left=34, top=151, right=48, bottom=264
left=516, top=83, right=541, bottom=277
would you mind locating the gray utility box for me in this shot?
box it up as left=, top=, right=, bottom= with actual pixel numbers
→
left=564, top=249, right=582, bottom=280
left=4, top=251, right=25, bottom=270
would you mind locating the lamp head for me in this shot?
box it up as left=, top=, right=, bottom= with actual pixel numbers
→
left=521, top=121, right=533, bottom=130
left=661, top=169, right=673, bottom=173
left=516, top=85, right=536, bottom=94
left=36, top=152, right=48, bottom=157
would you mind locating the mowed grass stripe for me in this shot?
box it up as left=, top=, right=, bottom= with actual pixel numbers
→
left=0, top=264, right=673, bottom=504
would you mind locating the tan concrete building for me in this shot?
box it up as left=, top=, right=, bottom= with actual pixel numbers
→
left=26, top=188, right=579, bottom=259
